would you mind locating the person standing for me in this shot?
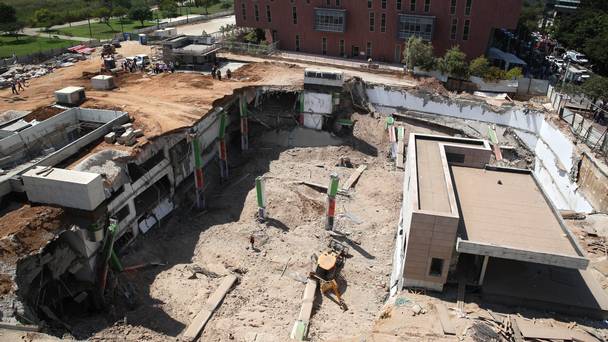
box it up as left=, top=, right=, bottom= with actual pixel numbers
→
left=10, top=80, right=18, bottom=95
left=226, top=68, right=232, bottom=79
left=17, top=79, right=24, bottom=91
left=216, top=69, right=222, bottom=81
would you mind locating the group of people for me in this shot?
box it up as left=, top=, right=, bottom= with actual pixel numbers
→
left=10, top=78, right=27, bottom=95
left=121, top=59, right=141, bottom=73
left=152, top=61, right=175, bottom=74
left=211, top=64, right=232, bottom=81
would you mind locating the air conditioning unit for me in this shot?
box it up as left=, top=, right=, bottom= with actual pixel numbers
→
left=55, top=86, right=86, bottom=106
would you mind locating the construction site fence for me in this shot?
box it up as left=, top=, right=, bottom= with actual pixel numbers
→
left=547, top=85, right=608, bottom=158
left=0, top=40, right=103, bottom=69
left=219, top=40, right=279, bottom=55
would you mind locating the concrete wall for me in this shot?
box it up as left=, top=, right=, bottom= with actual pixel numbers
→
left=403, top=212, right=459, bottom=291
left=577, top=154, right=608, bottom=213
left=302, top=92, right=332, bottom=114
left=366, top=87, right=544, bottom=133
left=22, top=167, right=105, bottom=211
left=470, top=76, right=518, bottom=93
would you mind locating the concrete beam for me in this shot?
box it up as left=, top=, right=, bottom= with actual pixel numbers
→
left=456, top=238, right=589, bottom=270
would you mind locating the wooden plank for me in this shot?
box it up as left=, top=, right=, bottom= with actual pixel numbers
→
left=509, top=316, right=524, bottom=342
left=515, top=318, right=597, bottom=342
left=396, top=140, right=405, bottom=169
left=297, top=181, right=350, bottom=196
left=342, top=165, right=367, bottom=190
left=0, top=322, right=40, bottom=332
left=182, top=275, right=237, bottom=341
left=291, top=278, right=318, bottom=340
left=435, top=303, right=456, bottom=335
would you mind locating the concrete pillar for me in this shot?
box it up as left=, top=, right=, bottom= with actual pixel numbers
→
left=325, top=173, right=339, bottom=231
left=192, top=136, right=206, bottom=209
left=255, top=176, right=266, bottom=222
left=478, top=255, right=489, bottom=286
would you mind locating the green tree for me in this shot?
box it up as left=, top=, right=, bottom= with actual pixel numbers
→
left=195, top=0, right=220, bottom=14
left=553, top=0, right=608, bottom=75
left=402, top=36, right=435, bottom=71
left=160, top=0, right=179, bottom=18
left=0, top=3, right=23, bottom=40
left=581, top=75, right=608, bottom=102
left=468, top=56, right=490, bottom=77
left=505, top=67, right=523, bottom=80
left=129, top=2, right=153, bottom=27
left=436, top=46, right=468, bottom=78
left=113, top=6, right=128, bottom=32
left=32, top=8, right=55, bottom=31
left=92, top=7, right=114, bottom=31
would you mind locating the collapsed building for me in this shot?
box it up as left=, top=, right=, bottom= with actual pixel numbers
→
left=0, top=42, right=607, bottom=339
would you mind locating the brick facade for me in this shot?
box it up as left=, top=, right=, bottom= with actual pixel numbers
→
left=235, top=0, right=522, bottom=63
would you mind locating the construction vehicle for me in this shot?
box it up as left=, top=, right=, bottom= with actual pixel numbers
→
left=310, top=239, right=349, bottom=311
left=101, top=44, right=117, bottom=72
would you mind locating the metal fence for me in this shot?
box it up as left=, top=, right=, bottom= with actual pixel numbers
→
left=548, top=85, right=608, bottom=159
left=219, top=40, right=279, bottom=55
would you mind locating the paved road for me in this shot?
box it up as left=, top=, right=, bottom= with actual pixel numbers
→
left=176, top=15, right=235, bottom=35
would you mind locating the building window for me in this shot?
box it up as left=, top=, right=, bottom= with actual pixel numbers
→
left=382, top=0, right=387, bottom=9
left=398, top=14, right=434, bottom=41
left=295, top=35, right=300, bottom=51
left=336, top=0, right=341, bottom=6
left=254, top=4, right=259, bottom=22
left=450, top=0, right=457, bottom=14
left=115, top=205, right=130, bottom=222
left=381, top=13, right=386, bottom=32
left=266, top=5, right=271, bottom=22
left=395, top=44, right=401, bottom=62
left=366, top=41, right=372, bottom=57
left=429, top=258, right=444, bottom=277
left=465, top=0, right=472, bottom=15
left=463, top=19, right=470, bottom=40
left=450, top=18, right=458, bottom=40
left=424, top=0, right=430, bottom=12
left=241, top=2, right=246, bottom=20
left=410, top=0, right=416, bottom=11
left=314, top=9, right=346, bottom=32
left=322, top=37, right=327, bottom=55
left=369, top=12, right=375, bottom=32
left=397, top=0, right=402, bottom=10
left=339, top=39, right=345, bottom=56
left=292, top=6, right=297, bottom=24
left=326, top=0, right=330, bottom=5
left=368, top=0, right=372, bottom=8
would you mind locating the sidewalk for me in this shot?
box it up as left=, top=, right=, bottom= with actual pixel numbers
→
left=276, top=51, right=404, bottom=73
left=21, top=27, right=92, bottom=42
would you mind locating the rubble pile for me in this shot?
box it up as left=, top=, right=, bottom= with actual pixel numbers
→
left=0, top=53, right=88, bottom=88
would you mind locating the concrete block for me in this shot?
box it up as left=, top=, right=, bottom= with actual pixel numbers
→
left=22, top=166, right=105, bottom=211
left=55, top=86, right=85, bottom=106
left=91, top=75, right=115, bottom=90
left=104, top=132, right=116, bottom=143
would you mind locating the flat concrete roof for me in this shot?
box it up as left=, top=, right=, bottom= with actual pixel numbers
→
left=452, top=166, right=588, bottom=269
left=416, top=138, right=450, bottom=212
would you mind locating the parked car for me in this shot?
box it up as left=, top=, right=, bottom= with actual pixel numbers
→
left=563, top=50, right=589, bottom=64
left=130, top=54, right=150, bottom=67
left=545, top=55, right=556, bottom=63
left=553, top=58, right=565, bottom=69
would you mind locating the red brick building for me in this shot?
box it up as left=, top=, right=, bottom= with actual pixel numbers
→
left=235, top=0, right=523, bottom=63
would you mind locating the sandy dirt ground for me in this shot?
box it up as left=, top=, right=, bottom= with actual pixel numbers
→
left=0, top=42, right=303, bottom=138
left=59, top=113, right=405, bottom=341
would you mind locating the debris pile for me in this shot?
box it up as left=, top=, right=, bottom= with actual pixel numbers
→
left=0, top=53, right=87, bottom=88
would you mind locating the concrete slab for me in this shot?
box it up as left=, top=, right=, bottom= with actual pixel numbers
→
left=451, top=166, right=584, bottom=264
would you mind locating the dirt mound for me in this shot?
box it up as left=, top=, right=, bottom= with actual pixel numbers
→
left=0, top=205, right=66, bottom=262
left=24, top=106, right=63, bottom=122
left=416, top=76, right=450, bottom=96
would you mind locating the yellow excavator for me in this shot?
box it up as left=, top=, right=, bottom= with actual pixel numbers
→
left=310, top=240, right=349, bottom=311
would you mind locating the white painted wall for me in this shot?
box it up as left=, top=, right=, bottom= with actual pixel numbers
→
left=367, top=86, right=594, bottom=212
left=302, top=92, right=333, bottom=114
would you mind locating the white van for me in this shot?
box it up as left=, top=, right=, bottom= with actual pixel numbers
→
left=563, top=50, right=589, bottom=64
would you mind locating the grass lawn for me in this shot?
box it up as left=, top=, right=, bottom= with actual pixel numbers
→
left=57, top=19, right=157, bottom=40
left=0, top=35, right=76, bottom=58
